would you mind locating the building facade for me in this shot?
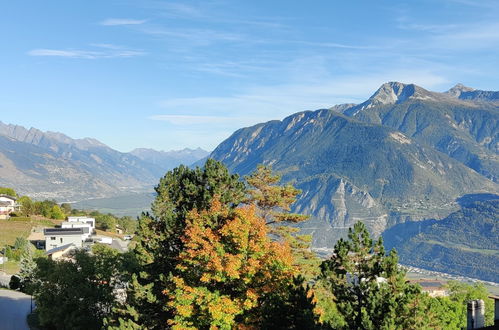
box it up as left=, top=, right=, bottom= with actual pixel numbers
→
left=67, top=216, right=95, bottom=230
left=44, top=228, right=83, bottom=251
left=0, top=195, right=19, bottom=220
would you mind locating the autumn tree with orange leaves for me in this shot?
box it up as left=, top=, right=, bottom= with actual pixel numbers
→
left=168, top=200, right=295, bottom=329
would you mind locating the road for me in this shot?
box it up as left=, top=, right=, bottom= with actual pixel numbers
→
left=0, top=289, right=32, bottom=330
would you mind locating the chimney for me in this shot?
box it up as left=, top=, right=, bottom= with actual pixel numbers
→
left=475, top=300, right=485, bottom=329
left=467, top=299, right=485, bottom=329
left=467, top=300, right=476, bottom=330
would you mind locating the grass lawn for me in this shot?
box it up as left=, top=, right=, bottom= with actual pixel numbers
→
left=0, top=216, right=62, bottom=248
left=0, top=220, right=34, bottom=247
left=1, top=260, right=20, bottom=274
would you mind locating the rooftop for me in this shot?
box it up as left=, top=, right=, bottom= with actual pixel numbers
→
left=44, top=228, right=83, bottom=236
left=45, top=243, right=76, bottom=255
left=0, top=194, right=17, bottom=201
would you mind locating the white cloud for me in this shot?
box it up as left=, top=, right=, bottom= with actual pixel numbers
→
left=100, top=18, right=147, bottom=26
left=28, top=47, right=145, bottom=59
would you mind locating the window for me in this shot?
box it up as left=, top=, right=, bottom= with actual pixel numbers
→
left=60, top=238, right=63, bottom=243
left=51, top=237, right=56, bottom=240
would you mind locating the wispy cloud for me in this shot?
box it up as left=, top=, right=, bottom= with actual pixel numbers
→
left=100, top=18, right=147, bottom=26
left=28, top=46, right=145, bottom=59
left=155, top=68, right=448, bottom=118
left=148, top=67, right=449, bottom=150
left=149, top=114, right=260, bottom=125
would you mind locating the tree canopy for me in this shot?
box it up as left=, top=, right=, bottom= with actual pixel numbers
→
left=320, top=222, right=426, bottom=329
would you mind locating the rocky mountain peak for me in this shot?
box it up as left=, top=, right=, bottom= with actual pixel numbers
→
left=445, top=83, right=475, bottom=97
left=368, top=82, right=434, bottom=106
left=342, top=82, right=436, bottom=116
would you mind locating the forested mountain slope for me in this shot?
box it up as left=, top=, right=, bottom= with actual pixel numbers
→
left=209, top=103, right=498, bottom=247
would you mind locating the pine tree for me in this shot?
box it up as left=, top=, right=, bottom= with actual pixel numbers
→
left=320, top=222, right=426, bottom=329
left=245, top=165, right=319, bottom=328
left=245, top=165, right=315, bottom=274
left=18, top=244, right=37, bottom=294
left=245, top=164, right=308, bottom=224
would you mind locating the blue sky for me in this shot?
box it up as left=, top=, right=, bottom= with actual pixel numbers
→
left=1, top=0, right=498, bottom=152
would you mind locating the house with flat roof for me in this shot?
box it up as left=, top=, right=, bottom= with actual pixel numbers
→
left=0, top=194, right=19, bottom=220
left=67, top=216, right=95, bottom=230
left=44, top=228, right=83, bottom=251
left=409, top=279, right=448, bottom=297
left=61, top=221, right=92, bottom=240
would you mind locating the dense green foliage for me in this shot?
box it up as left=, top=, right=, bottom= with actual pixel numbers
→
left=384, top=199, right=499, bottom=282
left=33, top=246, right=130, bottom=330
left=320, top=222, right=425, bottom=329
left=20, top=162, right=498, bottom=329
left=0, top=186, right=17, bottom=196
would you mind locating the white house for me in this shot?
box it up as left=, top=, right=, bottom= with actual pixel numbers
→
left=0, top=194, right=19, bottom=220
left=67, top=216, right=95, bottom=230
left=61, top=221, right=92, bottom=240
left=44, top=228, right=83, bottom=251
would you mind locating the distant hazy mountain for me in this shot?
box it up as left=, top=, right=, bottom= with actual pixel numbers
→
left=0, top=122, right=205, bottom=200
left=130, top=147, right=209, bottom=172
left=383, top=195, right=499, bottom=282
left=209, top=82, right=499, bottom=248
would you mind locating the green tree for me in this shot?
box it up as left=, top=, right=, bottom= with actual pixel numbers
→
left=446, top=281, right=494, bottom=327
left=50, top=205, right=65, bottom=220
left=18, top=244, right=37, bottom=294
left=34, top=200, right=57, bottom=217
left=0, top=187, right=17, bottom=196
left=60, top=202, right=72, bottom=214
left=118, top=216, right=137, bottom=234
left=17, top=196, right=34, bottom=217
left=245, top=165, right=312, bottom=269
left=320, top=222, right=427, bottom=329
left=245, top=164, right=308, bottom=224
left=113, top=159, right=246, bottom=329
left=97, top=214, right=117, bottom=232
left=33, top=246, right=125, bottom=330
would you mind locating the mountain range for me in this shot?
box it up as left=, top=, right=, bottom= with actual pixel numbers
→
left=209, top=82, right=499, bottom=248
left=130, top=147, right=209, bottom=174
left=0, top=122, right=208, bottom=200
